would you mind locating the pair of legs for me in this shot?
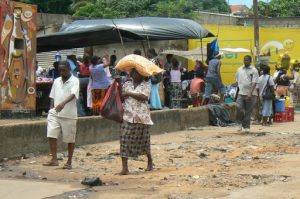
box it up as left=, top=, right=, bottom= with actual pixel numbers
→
left=192, top=94, right=202, bottom=107
left=44, top=138, right=74, bottom=169
left=120, top=122, right=153, bottom=175
left=202, top=77, right=224, bottom=105
left=44, top=111, right=77, bottom=169
left=261, top=99, right=273, bottom=126
left=236, top=94, right=257, bottom=130
left=120, top=154, right=154, bottom=175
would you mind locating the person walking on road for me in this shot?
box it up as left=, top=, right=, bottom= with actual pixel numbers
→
left=235, top=55, right=259, bottom=133
left=43, top=61, right=79, bottom=170
left=119, top=68, right=154, bottom=175
left=256, top=65, right=275, bottom=126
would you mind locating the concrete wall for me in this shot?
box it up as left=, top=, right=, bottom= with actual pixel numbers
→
left=238, top=17, right=300, bottom=28
left=195, top=11, right=239, bottom=25
left=37, top=13, right=72, bottom=30
left=0, top=104, right=238, bottom=159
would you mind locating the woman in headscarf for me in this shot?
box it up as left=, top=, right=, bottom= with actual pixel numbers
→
left=169, top=58, right=182, bottom=108
left=119, top=68, right=154, bottom=175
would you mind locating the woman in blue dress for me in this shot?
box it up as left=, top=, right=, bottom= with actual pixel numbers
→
left=147, top=49, right=162, bottom=110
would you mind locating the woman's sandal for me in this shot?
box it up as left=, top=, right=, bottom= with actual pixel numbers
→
left=62, top=163, right=72, bottom=170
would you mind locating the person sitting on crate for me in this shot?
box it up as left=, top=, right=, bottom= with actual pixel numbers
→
left=190, top=70, right=205, bottom=107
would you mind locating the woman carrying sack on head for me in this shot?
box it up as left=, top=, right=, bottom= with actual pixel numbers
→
left=119, top=68, right=154, bottom=175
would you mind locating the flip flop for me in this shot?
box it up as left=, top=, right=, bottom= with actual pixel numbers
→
left=43, top=161, right=59, bottom=166
left=62, top=163, right=72, bottom=170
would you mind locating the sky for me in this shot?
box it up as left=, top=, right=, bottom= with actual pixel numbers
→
left=228, top=0, right=269, bottom=8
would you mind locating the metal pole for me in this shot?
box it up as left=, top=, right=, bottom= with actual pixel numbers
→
left=253, top=0, right=260, bottom=61
left=200, top=39, right=204, bottom=62
left=228, top=0, right=230, bottom=25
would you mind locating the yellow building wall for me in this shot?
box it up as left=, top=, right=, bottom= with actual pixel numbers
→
left=189, top=25, right=300, bottom=85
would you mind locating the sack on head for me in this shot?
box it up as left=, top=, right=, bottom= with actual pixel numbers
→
left=115, top=54, right=163, bottom=77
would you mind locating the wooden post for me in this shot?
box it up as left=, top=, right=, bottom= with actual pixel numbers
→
left=200, top=39, right=204, bottom=62
left=112, top=19, right=127, bottom=56
left=253, top=0, right=260, bottom=61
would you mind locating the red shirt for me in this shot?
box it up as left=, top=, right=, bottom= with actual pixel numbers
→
left=190, top=78, right=204, bottom=94
left=79, top=63, right=90, bottom=77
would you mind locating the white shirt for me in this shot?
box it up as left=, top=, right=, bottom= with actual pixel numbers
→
left=104, top=66, right=112, bottom=78
left=36, top=66, right=43, bottom=77
left=235, top=65, right=259, bottom=96
left=256, top=74, right=275, bottom=100
left=49, top=75, right=79, bottom=119
left=170, top=69, right=181, bottom=83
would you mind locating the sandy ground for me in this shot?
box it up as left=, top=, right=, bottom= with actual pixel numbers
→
left=1, top=115, right=300, bottom=199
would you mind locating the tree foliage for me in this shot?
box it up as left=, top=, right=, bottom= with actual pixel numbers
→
left=72, top=0, right=229, bottom=19
left=14, top=0, right=232, bottom=19
left=257, top=0, right=300, bottom=17
left=151, top=0, right=195, bottom=18
left=73, top=0, right=151, bottom=18
left=191, top=0, right=230, bottom=13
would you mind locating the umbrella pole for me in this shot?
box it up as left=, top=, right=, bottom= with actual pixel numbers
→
left=200, top=39, right=204, bottom=62
left=141, top=41, right=146, bottom=56
left=112, top=19, right=127, bottom=56
left=140, top=21, right=151, bottom=49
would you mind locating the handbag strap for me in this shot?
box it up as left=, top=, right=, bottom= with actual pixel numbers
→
left=262, top=75, right=271, bottom=95
left=266, top=75, right=270, bottom=87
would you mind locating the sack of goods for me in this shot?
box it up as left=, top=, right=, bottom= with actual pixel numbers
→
left=115, top=54, right=163, bottom=77
left=279, top=53, right=291, bottom=70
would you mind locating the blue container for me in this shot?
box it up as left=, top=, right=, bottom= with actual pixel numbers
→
left=224, top=97, right=234, bottom=103
left=275, top=99, right=286, bottom=112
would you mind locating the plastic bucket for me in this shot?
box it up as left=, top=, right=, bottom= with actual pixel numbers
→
left=275, top=99, right=286, bottom=112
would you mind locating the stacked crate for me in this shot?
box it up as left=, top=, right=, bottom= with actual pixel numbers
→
left=274, top=99, right=294, bottom=122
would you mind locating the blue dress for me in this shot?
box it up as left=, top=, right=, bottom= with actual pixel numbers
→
left=150, top=82, right=162, bottom=110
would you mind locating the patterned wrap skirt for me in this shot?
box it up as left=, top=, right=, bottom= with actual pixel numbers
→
left=91, top=89, right=106, bottom=115
left=120, top=121, right=151, bottom=158
left=169, top=82, right=182, bottom=109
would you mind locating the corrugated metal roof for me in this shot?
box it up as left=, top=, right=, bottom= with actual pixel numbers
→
left=36, top=48, right=84, bottom=68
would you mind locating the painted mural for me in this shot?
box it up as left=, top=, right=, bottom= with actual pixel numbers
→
left=0, top=0, right=37, bottom=112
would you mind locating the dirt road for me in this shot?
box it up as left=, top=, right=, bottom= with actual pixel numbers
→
left=1, top=115, right=300, bottom=199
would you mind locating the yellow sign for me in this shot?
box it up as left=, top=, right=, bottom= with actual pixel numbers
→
left=189, top=25, right=300, bottom=85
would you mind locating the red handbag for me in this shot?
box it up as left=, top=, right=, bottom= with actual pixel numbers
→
left=100, top=80, right=124, bottom=123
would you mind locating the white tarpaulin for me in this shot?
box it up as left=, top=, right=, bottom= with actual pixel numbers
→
left=161, top=47, right=251, bottom=61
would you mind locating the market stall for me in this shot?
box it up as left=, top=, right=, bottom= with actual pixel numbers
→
left=37, top=17, right=214, bottom=52
left=36, top=17, right=215, bottom=113
left=36, top=78, right=53, bottom=115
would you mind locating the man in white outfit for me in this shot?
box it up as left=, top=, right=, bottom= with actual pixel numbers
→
left=43, top=61, right=79, bottom=170
left=235, top=55, right=259, bottom=133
